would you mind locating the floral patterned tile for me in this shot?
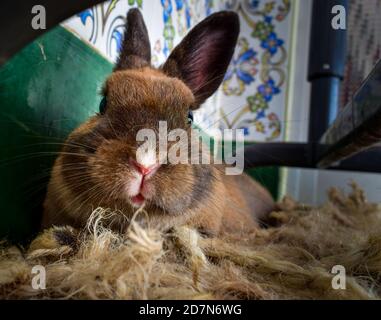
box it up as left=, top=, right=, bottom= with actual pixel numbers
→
left=213, top=0, right=291, bottom=141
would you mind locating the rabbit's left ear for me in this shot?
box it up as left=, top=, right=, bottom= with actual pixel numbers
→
left=162, top=11, right=239, bottom=107
left=114, top=9, right=151, bottom=71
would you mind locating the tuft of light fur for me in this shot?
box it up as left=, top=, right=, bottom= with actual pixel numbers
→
left=1, top=184, right=381, bottom=299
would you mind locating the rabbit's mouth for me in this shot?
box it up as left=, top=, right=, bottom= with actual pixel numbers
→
left=126, top=162, right=158, bottom=208
left=131, top=193, right=146, bottom=207
left=128, top=184, right=154, bottom=208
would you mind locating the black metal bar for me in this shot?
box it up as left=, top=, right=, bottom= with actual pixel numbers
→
left=244, top=142, right=381, bottom=174
left=307, top=0, right=347, bottom=144
left=329, top=147, right=381, bottom=173
left=308, top=78, right=341, bottom=142
left=244, top=143, right=315, bottom=169
left=0, top=0, right=105, bottom=66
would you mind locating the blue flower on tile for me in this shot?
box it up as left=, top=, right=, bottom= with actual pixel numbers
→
left=112, top=29, right=123, bottom=54
left=225, top=49, right=258, bottom=84
left=175, top=0, right=183, bottom=10
left=238, top=49, right=258, bottom=84
left=258, top=78, right=281, bottom=102
left=77, top=9, right=93, bottom=25
left=255, top=109, right=266, bottom=121
left=77, top=9, right=96, bottom=43
left=261, top=32, right=284, bottom=55
left=175, top=0, right=191, bottom=29
left=185, top=6, right=191, bottom=29
left=223, top=38, right=258, bottom=96
left=161, top=0, right=175, bottom=57
left=162, top=0, right=173, bottom=23
left=264, top=15, right=272, bottom=24
left=249, top=0, right=260, bottom=9
left=242, top=127, right=250, bottom=136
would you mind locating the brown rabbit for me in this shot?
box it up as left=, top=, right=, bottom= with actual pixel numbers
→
left=42, top=9, right=274, bottom=235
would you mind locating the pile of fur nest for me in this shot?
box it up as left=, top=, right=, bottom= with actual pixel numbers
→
left=1, top=184, right=381, bottom=300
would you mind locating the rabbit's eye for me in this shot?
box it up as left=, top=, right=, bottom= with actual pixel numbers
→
left=99, top=97, right=107, bottom=114
left=187, top=110, right=193, bottom=124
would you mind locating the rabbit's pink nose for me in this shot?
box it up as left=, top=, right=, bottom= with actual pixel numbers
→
left=130, top=159, right=159, bottom=176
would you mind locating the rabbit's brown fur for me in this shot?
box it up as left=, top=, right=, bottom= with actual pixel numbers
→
left=42, top=9, right=274, bottom=235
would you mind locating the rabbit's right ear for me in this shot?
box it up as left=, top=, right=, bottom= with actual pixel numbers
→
left=114, top=9, right=151, bottom=71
